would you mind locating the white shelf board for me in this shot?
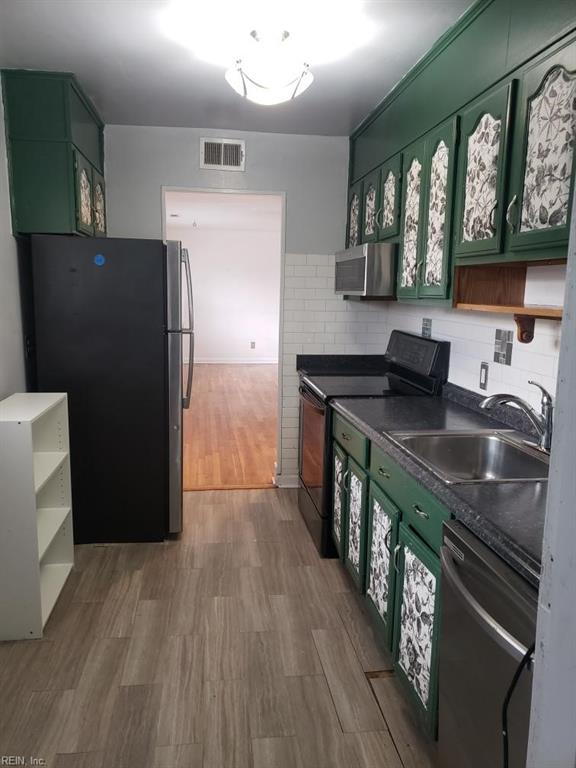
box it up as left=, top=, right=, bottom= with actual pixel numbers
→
left=33, top=451, right=68, bottom=493
left=37, top=506, right=71, bottom=561
left=40, top=562, right=73, bottom=627
left=0, top=392, right=67, bottom=423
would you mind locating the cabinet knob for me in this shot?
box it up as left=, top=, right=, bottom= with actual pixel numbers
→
left=341, top=432, right=351, bottom=441
left=378, top=467, right=390, bottom=479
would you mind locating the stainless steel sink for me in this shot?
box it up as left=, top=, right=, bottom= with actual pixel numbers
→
left=388, top=430, right=549, bottom=484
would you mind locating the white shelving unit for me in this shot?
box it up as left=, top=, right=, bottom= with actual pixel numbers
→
left=0, top=393, right=74, bottom=640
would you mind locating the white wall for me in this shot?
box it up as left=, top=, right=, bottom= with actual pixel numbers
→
left=279, top=253, right=562, bottom=483
left=105, top=125, right=348, bottom=254
left=0, top=85, right=25, bottom=399
left=167, top=225, right=281, bottom=363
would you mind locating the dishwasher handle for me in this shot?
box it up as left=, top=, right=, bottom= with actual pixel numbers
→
left=440, top=545, right=533, bottom=664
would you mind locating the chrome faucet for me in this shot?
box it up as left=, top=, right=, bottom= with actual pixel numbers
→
left=479, top=380, right=554, bottom=452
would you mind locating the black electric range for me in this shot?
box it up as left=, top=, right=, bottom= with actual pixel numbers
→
left=297, top=330, right=451, bottom=556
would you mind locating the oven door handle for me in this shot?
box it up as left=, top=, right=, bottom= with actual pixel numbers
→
left=440, top=546, right=532, bottom=664
left=299, top=385, right=325, bottom=412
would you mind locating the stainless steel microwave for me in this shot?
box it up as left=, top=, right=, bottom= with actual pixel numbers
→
left=334, top=243, right=397, bottom=297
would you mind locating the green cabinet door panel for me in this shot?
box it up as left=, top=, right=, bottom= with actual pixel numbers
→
left=74, top=150, right=94, bottom=236
left=418, top=117, right=460, bottom=298
left=332, top=441, right=347, bottom=558
left=365, top=481, right=400, bottom=650
left=347, top=180, right=363, bottom=248
left=69, top=85, right=104, bottom=172
left=393, top=523, right=442, bottom=736
left=343, top=458, right=368, bottom=590
left=8, top=141, right=76, bottom=234
left=362, top=167, right=380, bottom=243
left=2, top=72, right=70, bottom=141
left=505, top=38, right=576, bottom=253
left=453, top=81, right=516, bottom=258
left=92, top=169, right=107, bottom=236
left=378, top=153, right=403, bottom=240
left=397, top=137, right=427, bottom=299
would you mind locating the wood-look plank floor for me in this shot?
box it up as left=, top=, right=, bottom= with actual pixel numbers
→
left=0, top=489, right=436, bottom=767
left=183, top=364, right=278, bottom=491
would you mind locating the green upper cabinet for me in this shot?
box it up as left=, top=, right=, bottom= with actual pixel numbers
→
left=418, top=117, right=459, bottom=299
left=2, top=70, right=106, bottom=236
left=378, top=153, right=403, bottom=240
left=346, top=180, right=363, bottom=248
left=505, top=38, right=576, bottom=253
left=361, top=167, right=380, bottom=243
left=453, top=81, right=515, bottom=258
left=397, top=137, right=427, bottom=298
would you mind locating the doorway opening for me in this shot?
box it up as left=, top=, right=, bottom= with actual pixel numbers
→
left=164, top=189, right=284, bottom=491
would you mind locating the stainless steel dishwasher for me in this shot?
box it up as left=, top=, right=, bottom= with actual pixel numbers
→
left=438, top=520, right=537, bottom=768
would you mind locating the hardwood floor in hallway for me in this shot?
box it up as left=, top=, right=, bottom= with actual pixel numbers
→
left=0, top=489, right=437, bottom=768
left=184, top=364, right=278, bottom=491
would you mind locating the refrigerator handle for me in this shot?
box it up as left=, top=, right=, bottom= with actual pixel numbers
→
left=182, top=248, right=194, bottom=332
left=181, top=248, right=194, bottom=410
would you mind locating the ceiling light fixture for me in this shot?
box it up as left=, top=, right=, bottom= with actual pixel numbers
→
left=159, top=0, right=375, bottom=107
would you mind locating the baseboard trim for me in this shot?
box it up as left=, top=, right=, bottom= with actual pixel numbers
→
left=194, top=359, right=279, bottom=364
left=275, top=474, right=299, bottom=488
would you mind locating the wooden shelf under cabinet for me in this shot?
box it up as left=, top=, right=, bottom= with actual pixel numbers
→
left=454, top=262, right=564, bottom=342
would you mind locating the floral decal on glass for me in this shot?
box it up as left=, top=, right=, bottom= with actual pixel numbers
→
left=367, top=498, right=392, bottom=619
left=364, top=184, right=377, bottom=236
left=382, top=171, right=396, bottom=230
left=520, top=66, right=576, bottom=232
left=462, top=113, right=502, bottom=242
left=398, top=547, right=437, bottom=707
left=333, top=452, right=344, bottom=546
left=349, top=193, right=360, bottom=247
left=347, top=472, right=363, bottom=571
left=94, top=183, right=106, bottom=233
left=424, top=141, right=449, bottom=287
left=401, top=159, right=422, bottom=288
left=80, top=169, right=92, bottom=227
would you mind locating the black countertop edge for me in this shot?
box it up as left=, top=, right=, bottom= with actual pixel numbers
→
left=442, top=382, right=539, bottom=438
left=331, top=397, right=543, bottom=588
left=296, top=354, right=389, bottom=376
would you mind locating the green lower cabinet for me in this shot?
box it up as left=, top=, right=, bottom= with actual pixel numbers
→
left=343, top=458, right=368, bottom=589
left=332, top=441, right=347, bottom=558
left=365, top=481, right=399, bottom=650
left=392, top=522, right=442, bottom=737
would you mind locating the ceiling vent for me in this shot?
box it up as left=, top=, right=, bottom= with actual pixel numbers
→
left=200, top=138, right=246, bottom=171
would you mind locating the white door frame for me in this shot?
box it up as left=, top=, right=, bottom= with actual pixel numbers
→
left=161, top=185, right=287, bottom=483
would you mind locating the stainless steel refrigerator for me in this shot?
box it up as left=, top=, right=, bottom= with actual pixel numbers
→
left=22, top=235, right=193, bottom=543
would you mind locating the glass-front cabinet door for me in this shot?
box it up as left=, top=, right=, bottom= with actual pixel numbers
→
left=365, top=482, right=399, bottom=650
left=92, top=169, right=107, bottom=236
left=506, top=40, right=576, bottom=252
left=343, top=458, right=368, bottom=590
left=362, top=168, right=380, bottom=243
left=453, top=82, right=515, bottom=258
left=397, top=138, right=427, bottom=298
left=332, top=442, right=347, bottom=558
left=74, top=150, right=94, bottom=235
left=378, top=153, right=402, bottom=239
left=419, top=117, right=459, bottom=298
left=347, top=181, right=363, bottom=248
left=393, top=522, right=441, bottom=736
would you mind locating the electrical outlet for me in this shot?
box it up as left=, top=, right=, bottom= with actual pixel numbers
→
left=421, top=318, right=432, bottom=338
left=479, top=362, right=489, bottom=391
left=250, top=341, right=256, bottom=349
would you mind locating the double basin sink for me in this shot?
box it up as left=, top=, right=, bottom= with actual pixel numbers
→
left=388, top=430, right=549, bottom=485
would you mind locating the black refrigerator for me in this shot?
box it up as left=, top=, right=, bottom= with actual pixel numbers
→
left=21, top=235, right=194, bottom=543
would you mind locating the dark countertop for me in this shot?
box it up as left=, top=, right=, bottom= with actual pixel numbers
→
left=331, top=396, right=546, bottom=586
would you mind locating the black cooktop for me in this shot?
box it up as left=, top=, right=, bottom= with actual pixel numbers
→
left=301, top=373, right=423, bottom=402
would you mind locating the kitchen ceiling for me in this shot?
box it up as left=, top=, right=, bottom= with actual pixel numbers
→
left=0, top=0, right=474, bottom=136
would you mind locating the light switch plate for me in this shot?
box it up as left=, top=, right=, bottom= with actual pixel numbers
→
left=422, top=318, right=432, bottom=338
left=480, top=362, right=489, bottom=391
